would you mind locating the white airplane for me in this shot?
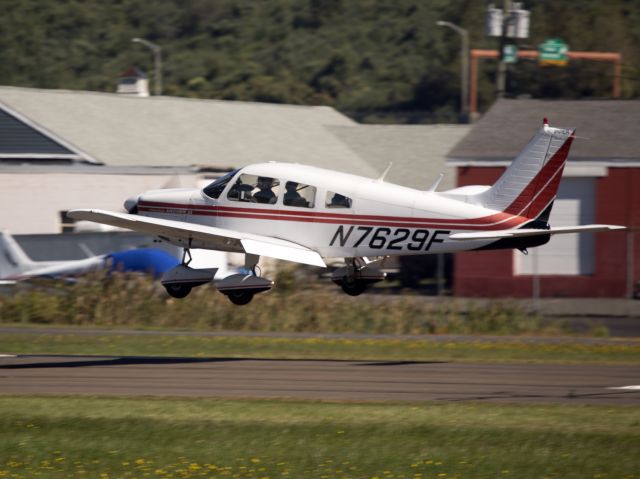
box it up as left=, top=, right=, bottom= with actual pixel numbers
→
left=69, top=119, right=624, bottom=305
left=0, top=231, right=179, bottom=283
left=0, top=231, right=104, bottom=282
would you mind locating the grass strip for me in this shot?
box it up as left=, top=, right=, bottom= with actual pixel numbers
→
left=0, top=396, right=638, bottom=479
left=1, top=331, right=639, bottom=363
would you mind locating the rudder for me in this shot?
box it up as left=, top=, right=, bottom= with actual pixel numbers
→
left=0, top=231, right=34, bottom=278
left=478, top=119, right=575, bottom=221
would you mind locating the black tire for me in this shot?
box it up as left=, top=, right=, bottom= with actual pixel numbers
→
left=227, top=291, right=254, bottom=305
left=340, top=280, right=367, bottom=296
left=165, top=283, right=192, bottom=298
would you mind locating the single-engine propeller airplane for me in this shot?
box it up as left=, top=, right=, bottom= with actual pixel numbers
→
left=69, top=119, right=624, bottom=305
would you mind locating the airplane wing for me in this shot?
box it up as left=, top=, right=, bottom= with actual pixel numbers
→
left=449, top=224, right=625, bottom=241
left=68, top=209, right=327, bottom=268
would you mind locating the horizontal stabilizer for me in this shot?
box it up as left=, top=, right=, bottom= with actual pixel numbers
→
left=450, top=224, right=625, bottom=241
left=68, top=209, right=326, bottom=268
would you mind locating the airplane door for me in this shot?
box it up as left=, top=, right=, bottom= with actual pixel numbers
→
left=277, top=181, right=321, bottom=246
left=319, top=188, right=355, bottom=256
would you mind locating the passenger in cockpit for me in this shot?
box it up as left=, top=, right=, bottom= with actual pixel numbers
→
left=284, top=182, right=303, bottom=206
left=253, top=177, right=277, bottom=204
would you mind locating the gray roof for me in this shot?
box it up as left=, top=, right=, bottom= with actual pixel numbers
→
left=328, top=124, right=470, bottom=190
left=0, top=102, right=95, bottom=162
left=0, top=86, right=379, bottom=177
left=448, top=99, right=640, bottom=163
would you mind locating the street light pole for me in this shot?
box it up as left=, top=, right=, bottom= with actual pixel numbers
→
left=436, top=21, right=469, bottom=123
left=131, top=37, right=162, bottom=96
left=495, top=0, right=511, bottom=99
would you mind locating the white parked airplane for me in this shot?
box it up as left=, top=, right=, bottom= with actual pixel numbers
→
left=69, top=119, right=624, bottom=305
left=0, top=231, right=179, bottom=283
left=0, top=231, right=105, bottom=282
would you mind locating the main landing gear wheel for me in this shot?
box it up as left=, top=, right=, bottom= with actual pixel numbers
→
left=340, top=279, right=367, bottom=297
left=227, top=291, right=254, bottom=305
left=164, top=283, right=192, bottom=298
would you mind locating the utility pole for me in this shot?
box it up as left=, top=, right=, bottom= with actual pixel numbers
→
left=486, top=2, right=529, bottom=99
left=496, top=0, right=510, bottom=98
left=132, top=37, right=162, bottom=96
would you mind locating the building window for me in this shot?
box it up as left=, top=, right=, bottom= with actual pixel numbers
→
left=59, top=211, right=75, bottom=233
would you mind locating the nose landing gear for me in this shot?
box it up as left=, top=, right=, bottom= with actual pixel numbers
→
left=161, top=246, right=217, bottom=298
left=216, top=254, right=273, bottom=305
left=165, top=282, right=193, bottom=298
left=160, top=249, right=273, bottom=305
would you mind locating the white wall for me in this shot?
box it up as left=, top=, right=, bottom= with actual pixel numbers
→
left=0, top=173, right=200, bottom=234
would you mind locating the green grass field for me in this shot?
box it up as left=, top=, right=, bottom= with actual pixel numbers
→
left=1, top=330, right=639, bottom=364
left=1, top=396, right=638, bottom=479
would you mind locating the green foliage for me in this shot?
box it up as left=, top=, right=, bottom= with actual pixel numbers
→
left=1, top=0, right=638, bottom=122
left=1, top=273, right=566, bottom=336
left=1, top=397, right=639, bottom=479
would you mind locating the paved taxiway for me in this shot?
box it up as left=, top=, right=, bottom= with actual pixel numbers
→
left=1, top=355, right=638, bottom=405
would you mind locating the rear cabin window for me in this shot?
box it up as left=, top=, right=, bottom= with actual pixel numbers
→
left=325, top=191, right=352, bottom=208
left=227, top=174, right=280, bottom=204
left=202, top=169, right=238, bottom=199
left=283, top=181, right=316, bottom=208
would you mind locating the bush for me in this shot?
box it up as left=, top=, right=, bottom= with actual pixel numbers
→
left=0, top=273, right=564, bottom=335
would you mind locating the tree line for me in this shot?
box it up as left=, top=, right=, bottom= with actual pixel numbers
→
left=1, top=0, right=638, bottom=123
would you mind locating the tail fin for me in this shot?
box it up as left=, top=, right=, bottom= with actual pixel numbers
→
left=0, top=231, right=35, bottom=278
left=478, top=119, right=575, bottom=222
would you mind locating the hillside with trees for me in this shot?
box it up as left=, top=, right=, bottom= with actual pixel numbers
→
left=1, top=0, right=639, bottom=123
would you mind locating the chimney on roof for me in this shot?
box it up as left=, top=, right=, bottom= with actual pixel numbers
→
left=116, top=66, right=149, bottom=97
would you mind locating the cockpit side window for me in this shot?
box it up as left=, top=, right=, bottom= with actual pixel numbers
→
left=227, top=174, right=280, bottom=204
left=325, top=191, right=352, bottom=208
left=202, top=169, right=239, bottom=199
left=283, top=181, right=316, bottom=208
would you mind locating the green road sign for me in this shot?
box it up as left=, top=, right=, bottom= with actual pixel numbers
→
left=539, top=38, right=569, bottom=66
left=503, top=44, right=518, bottom=64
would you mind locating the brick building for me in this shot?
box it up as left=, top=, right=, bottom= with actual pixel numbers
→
left=447, top=99, right=640, bottom=298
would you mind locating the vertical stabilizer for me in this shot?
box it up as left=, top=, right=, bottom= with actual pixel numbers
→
left=478, top=119, right=575, bottom=220
left=0, top=231, right=35, bottom=278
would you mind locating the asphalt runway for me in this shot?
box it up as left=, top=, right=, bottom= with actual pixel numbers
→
left=1, top=354, right=638, bottom=405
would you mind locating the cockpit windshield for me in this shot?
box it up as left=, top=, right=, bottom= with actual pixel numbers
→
left=202, top=169, right=239, bottom=199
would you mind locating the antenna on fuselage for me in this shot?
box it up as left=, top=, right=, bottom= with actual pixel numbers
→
left=427, top=173, right=444, bottom=192
left=376, top=162, right=393, bottom=182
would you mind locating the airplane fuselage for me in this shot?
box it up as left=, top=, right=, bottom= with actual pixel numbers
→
left=133, top=162, right=534, bottom=259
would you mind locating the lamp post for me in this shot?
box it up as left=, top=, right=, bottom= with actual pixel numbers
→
left=436, top=21, right=469, bottom=123
left=131, top=37, right=162, bottom=96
